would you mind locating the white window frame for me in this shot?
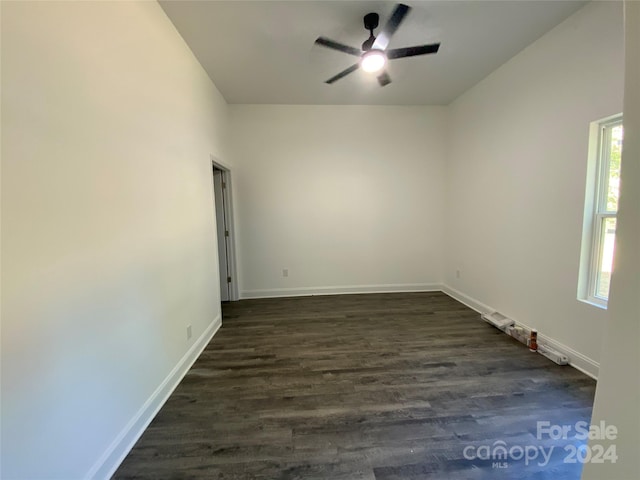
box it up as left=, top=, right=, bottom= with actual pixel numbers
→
left=578, top=114, right=623, bottom=309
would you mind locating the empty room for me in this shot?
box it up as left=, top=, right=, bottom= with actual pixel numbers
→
left=1, top=1, right=638, bottom=479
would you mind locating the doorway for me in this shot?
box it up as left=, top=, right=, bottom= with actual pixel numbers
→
left=212, top=160, right=237, bottom=302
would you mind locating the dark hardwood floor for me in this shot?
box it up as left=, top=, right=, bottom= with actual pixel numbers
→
left=114, top=292, right=596, bottom=480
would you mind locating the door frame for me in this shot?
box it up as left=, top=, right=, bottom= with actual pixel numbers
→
left=211, top=155, right=239, bottom=301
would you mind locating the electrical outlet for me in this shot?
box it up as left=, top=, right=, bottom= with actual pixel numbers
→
left=456, top=269, right=461, bottom=279
left=186, top=325, right=192, bottom=340
left=282, top=268, right=289, bottom=278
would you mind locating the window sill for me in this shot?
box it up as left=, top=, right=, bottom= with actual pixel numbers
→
left=578, top=298, right=608, bottom=310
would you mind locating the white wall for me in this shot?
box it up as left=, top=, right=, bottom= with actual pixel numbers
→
left=1, top=1, right=228, bottom=478
left=229, top=105, right=447, bottom=298
left=583, top=1, right=640, bottom=478
left=444, top=0, right=624, bottom=375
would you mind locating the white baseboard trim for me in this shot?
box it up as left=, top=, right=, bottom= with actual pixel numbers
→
left=440, top=284, right=494, bottom=315
left=532, top=332, right=599, bottom=380
left=441, top=284, right=599, bottom=379
left=241, top=283, right=442, bottom=299
left=86, top=315, right=222, bottom=480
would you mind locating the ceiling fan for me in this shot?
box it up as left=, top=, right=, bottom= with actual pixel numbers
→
left=315, top=3, right=440, bottom=87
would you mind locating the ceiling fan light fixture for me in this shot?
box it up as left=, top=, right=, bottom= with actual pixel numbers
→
left=360, top=50, right=386, bottom=73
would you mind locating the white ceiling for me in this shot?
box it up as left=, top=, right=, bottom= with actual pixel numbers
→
left=159, top=0, right=587, bottom=105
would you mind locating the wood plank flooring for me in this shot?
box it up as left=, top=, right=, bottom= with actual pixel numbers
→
left=114, top=292, right=596, bottom=480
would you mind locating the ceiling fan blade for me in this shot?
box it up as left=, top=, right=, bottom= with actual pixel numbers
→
left=325, top=63, right=360, bottom=84
left=387, top=43, right=440, bottom=59
left=315, top=37, right=362, bottom=57
left=372, top=3, right=410, bottom=51
left=377, top=71, right=392, bottom=87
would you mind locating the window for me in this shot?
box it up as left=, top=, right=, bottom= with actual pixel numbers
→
left=579, top=115, right=623, bottom=308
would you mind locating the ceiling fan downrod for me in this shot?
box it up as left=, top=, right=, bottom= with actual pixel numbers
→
left=362, top=12, right=379, bottom=51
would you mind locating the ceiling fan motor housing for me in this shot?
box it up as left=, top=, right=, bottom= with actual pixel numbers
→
left=364, top=12, right=379, bottom=31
